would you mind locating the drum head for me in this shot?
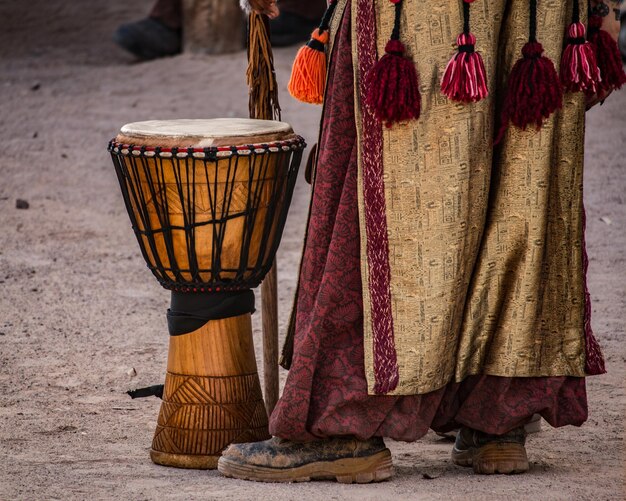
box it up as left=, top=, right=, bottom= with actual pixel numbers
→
left=116, top=118, right=295, bottom=148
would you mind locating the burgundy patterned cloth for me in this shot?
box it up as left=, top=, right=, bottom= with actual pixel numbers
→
left=355, top=0, right=398, bottom=394
left=269, top=3, right=588, bottom=442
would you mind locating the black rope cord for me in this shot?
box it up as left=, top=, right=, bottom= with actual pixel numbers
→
left=529, top=0, right=537, bottom=43
left=318, top=0, right=338, bottom=34
left=108, top=139, right=305, bottom=292
left=463, top=0, right=471, bottom=36
left=587, top=0, right=601, bottom=37
left=458, top=1, right=475, bottom=53
left=307, top=0, right=338, bottom=51
left=391, top=0, right=403, bottom=41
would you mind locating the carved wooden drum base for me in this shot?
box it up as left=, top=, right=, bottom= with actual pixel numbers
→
left=150, top=313, right=270, bottom=469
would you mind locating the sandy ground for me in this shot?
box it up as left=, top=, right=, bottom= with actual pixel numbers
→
left=0, top=1, right=624, bottom=500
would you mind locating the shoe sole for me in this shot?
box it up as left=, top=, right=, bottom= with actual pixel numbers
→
left=150, top=449, right=219, bottom=470
left=217, top=449, right=394, bottom=483
left=452, top=442, right=529, bottom=475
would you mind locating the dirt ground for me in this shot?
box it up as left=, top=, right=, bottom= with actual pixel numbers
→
left=0, top=1, right=624, bottom=500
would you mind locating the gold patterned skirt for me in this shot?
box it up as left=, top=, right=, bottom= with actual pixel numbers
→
left=315, top=0, right=606, bottom=395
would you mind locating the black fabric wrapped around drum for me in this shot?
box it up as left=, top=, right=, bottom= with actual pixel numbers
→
left=167, top=290, right=255, bottom=336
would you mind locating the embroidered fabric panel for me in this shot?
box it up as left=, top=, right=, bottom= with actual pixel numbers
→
left=356, top=0, right=592, bottom=394
left=355, top=0, right=399, bottom=393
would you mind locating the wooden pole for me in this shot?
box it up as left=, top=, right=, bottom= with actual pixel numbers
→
left=182, top=0, right=244, bottom=55
left=261, top=262, right=279, bottom=415
left=246, top=12, right=282, bottom=417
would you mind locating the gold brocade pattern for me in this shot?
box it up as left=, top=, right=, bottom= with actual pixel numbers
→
left=347, top=0, right=588, bottom=395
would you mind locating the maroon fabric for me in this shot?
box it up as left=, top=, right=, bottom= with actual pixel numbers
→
left=582, top=207, right=606, bottom=375
left=356, top=0, right=398, bottom=393
left=269, top=0, right=588, bottom=443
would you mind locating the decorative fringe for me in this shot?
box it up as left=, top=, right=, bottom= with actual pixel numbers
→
left=287, top=29, right=330, bottom=104
left=581, top=207, right=606, bottom=375
left=499, top=43, right=562, bottom=132
left=365, top=0, right=421, bottom=127
left=287, top=0, right=337, bottom=105
left=246, top=12, right=281, bottom=120
left=561, top=22, right=600, bottom=94
left=495, top=0, right=562, bottom=143
left=441, top=1, right=488, bottom=102
left=441, top=33, right=489, bottom=102
left=561, top=0, right=601, bottom=94
left=587, top=14, right=626, bottom=94
left=366, top=40, right=421, bottom=127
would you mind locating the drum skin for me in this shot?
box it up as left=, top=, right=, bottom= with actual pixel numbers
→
left=109, top=119, right=305, bottom=469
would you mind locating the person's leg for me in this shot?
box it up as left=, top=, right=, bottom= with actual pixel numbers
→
left=446, top=0, right=596, bottom=474
left=219, top=0, right=592, bottom=482
left=433, top=376, right=587, bottom=474
left=113, top=0, right=182, bottom=60
left=267, top=0, right=445, bottom=445
left=217, top=6, right=399, bottom=481
left=149, top=0, right=183, bottom=29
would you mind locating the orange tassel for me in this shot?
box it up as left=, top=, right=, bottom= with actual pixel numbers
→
left=287, top=29, right=330, bottom=105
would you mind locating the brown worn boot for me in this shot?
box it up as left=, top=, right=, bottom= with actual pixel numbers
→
left=451, top=426, right=529, bottom=474
left=217, top=436, right=393, bottom=483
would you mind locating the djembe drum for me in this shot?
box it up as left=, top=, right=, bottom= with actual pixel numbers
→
left=108, top=118, right=305, bottom=469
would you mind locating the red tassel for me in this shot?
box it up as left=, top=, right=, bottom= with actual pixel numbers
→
left=365, top=40, right=421, bottom=128
left=587, top=15, right=626, bottom=95
left=287, top=29, right=330, bottom=105
left=495, top=41, right=562, bottom=144
left=441, top=33, right=489, bottom=102
left=581, top=207, right=606, bottom=375
left=560, top=22, right=601, bottom=94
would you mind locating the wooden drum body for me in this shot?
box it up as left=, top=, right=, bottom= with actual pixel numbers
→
left=151, top=314, right=268, bottom=469
left=108, top=119, right=305, bottom=469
